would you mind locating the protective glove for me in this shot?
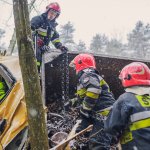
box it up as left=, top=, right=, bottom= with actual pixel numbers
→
left=41, top=45, right=50, bottom=53
left=64, top=101, right=72, bottom=111
left=59, top=46, right=68, bottom=53
left=76, top=116, right=92, bottom=134
left=37, top=38, right=44, bottom=47
left=64, top=97, right=78, bottom=111
left=80, top=107, right=91, bottom=119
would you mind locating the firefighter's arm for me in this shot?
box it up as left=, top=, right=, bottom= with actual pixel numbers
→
left=51, top=31, right=68, bottom=52
left=31, top=16, right=42, bottom=31
left=104, top=96, right=131, bottom=137
left=79, top=75, right=101, bottom=118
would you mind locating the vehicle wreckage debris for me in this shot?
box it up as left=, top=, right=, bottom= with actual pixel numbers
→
left=47, top=101, right=89, bottom=149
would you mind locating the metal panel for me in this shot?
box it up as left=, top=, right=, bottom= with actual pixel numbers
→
left=45, top=52, right=150, bottom=102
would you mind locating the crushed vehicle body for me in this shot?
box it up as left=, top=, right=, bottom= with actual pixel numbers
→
left=0, top=56, right=28, bottom=150
left=0, top=52, right=150, bottom=149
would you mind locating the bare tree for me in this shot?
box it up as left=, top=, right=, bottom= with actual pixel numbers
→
left=12, top=0, right=49, bottom=149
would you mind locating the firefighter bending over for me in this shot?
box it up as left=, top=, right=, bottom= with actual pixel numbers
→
left=67, top=53, right=115, bottom=150
left=105, top=62, right=150, bottom=150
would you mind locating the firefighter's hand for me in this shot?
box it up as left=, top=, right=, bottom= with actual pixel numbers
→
left=64, top=97, right=78, bottom=111
left=80, top=108, right=91, bottom=119
left=59, top=46, right=68, bottom=53
left=64, top=101, right=71, bottom=111
left=76, top=117, right=91, bottom=134
left=41, top=45, right=50, bottom=53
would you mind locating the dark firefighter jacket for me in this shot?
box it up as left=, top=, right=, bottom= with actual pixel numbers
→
left=105, top=91, right=150, bottom=150
left=31, top=13, right=62, bottom=49
left=77, top=68, right=115, bottom=117
left=0, top=82, right=6, bottom=100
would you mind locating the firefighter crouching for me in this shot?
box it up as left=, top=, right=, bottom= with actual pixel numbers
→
left=66, top=53, right=116, bottom=150
left=105, top=62, right=150, bottom=150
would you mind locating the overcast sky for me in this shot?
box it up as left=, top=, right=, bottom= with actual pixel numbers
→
left=0, top=0, right=150, bottom=47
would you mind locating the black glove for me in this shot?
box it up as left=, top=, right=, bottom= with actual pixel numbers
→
left=64, top=97, right=78, bottom=111
left=76, top=117, right=92, bottom=134
left=80, top=107, right=91, bottom=119
left=59, top=46, right=68, bottom=53
left=64, top=101, right=72, bottom=111
left=41, top=45, right=50, bottom=53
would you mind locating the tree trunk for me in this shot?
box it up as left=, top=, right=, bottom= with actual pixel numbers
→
left=8, top=0, right=36, bottom=55
left=12, top=0, right=49, bottom=149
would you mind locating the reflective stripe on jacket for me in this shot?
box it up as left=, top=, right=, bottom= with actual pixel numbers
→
left=31, top=13, right=62, bottom=48
left=105, top=92, right=150, bottom=150
left=77, top=69, right=115, bottom=116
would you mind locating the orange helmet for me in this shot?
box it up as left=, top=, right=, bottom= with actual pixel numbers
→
left=119, top=62, right=150, bottom=87
left=69, top=53, right=96, bottom=74
left=46, top=2, right=61, bottom=16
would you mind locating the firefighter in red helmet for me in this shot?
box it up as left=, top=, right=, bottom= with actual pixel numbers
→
left=31, top=2, right=68, bottom=72
left=105, top=62, right=150, bottom=150
left=67, top=53, right=115, bottom=149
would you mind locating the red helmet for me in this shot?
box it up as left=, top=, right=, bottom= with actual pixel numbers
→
left=119, top=62, right=150, bottom=87
left=46, top=2, right=61, bottom=15
left=70, top=53, right=96, bottom=74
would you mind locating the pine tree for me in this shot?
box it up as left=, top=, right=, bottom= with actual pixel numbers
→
left=90, top=34, right=108, bottom=53
left=76, top=40, right=87, bottom=51
left=106, top=38, right=123, bottom=56
left=59, top=21, right=75, bottom=44
left=127, top=21, right=150, bottom=58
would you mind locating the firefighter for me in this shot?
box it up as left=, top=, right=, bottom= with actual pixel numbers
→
left=105, top=62, right=150, bottom=150
left=68, top=53, right=115, bottom=150
left=0, top=76, right=6, bottom=100
left=31, top=2, right=68, bottom=72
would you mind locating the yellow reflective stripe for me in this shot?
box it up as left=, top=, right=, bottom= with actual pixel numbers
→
left=52, top=39, right=60, bottom=44
left=37, top=31, right=47, bottom=36
left=77, top=88, right=86, bottom=98
left=98, top=110, right=110, bottom=116
left=100, top=79, right=110, bottom=92
left=0, top=93, right=5, bottom=100
left=87, top=87, right=101, bottom=94
left=86, top=91, right=99, bottom=99
left=135, top=95, right=150, bottom=107
left=37, top=28, right=47, bottom=36
left=0, top=82, right=5, bottom=89
left=100, top=79, right=107, bottom=86
left=120, top=130, right=133, bottom=144
left=36, top=61, right=41, bottom=66
left=130, top=118, right=150, bottom=131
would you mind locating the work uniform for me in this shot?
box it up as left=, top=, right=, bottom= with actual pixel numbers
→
left=31, top=13, right=62, bottom=70
left=77, top=68, right=115, bottom=150
left=0, top=82, right=6, bottom=100
left=105, top=86, right=150, bottom=150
